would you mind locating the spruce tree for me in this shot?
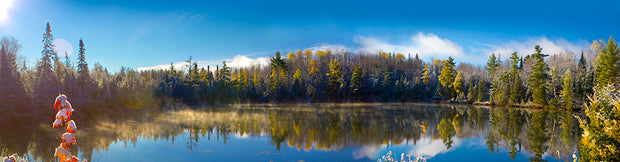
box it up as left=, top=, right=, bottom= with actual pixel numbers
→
left=594, top=36, right=619, bottom=87
left=528, top=45, right=549, bottom=106
left=218, top=61, right=231, bottom=82
left=509, top=73, right=522, bottom=104
left=467, top=77, right=478, bottom=102
left=509, top=52, right=522, bottom=104
left=0, top=37, right=28, bottom=118
left=477, top=78, right=486, bottom=102
left=76, top=39, right=92, bottom=100
left=34, top=22, right=61, bottom=118
left=350, top=64, right=362, bottom=99
left=561, top=69, right=574, bottom=110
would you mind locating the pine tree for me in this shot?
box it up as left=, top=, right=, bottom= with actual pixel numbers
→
left=350, top=64, right=362, bottom=99
left=528, top=45, right=549, bottom=106
left=509, top=52, right=522, bottom=104
left=594, top=36, right=619, bottom=87
left=561, top=69, right=574, bottom=110
left=486, top=53, right=500, bottom=77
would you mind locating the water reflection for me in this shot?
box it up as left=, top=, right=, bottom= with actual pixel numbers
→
left=0, top=104, right=581, bottom=161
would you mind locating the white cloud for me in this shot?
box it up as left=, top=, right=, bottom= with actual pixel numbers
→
left=308, top=43, right=349, bottom=52
left=475, top=36, right=588, bottom=60
left=408, top=137, right=461, bottom=159
left=233, top=132, right=250, bottom=139
left=225, top=55, right=270, bottom=69
left=353, top=145, right=386, bottom=160
left=136, top=61, right=186, bottom=71
left=355, top=32, right=465, bottom=59
left=136, top=55, right=270, bottom=72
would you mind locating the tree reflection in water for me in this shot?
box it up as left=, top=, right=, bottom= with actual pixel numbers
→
left=0, top=104, right=581, bottom=161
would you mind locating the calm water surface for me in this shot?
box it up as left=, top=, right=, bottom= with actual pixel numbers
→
left=2, top=104, right=581, bottom=161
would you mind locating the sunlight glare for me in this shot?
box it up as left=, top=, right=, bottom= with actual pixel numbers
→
left=0, top=0, right=14, bottom=22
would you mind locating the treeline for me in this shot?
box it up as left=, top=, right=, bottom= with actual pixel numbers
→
left=157, top=37, right=618, bottom=110
left=0, top=23, right=160, bottom=124
left=1, top=23, right=619, bottom=124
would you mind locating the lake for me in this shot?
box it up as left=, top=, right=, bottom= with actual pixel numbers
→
left=1, top=103, right=581, bottom=161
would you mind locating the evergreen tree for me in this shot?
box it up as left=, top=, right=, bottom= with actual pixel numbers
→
left=76, top=38, right=92, bottom=104
left=509, top=74, right=522, bottom=104
left=577, top=51, right=587, bottom=73
left=486, top=53, right=500, bottom=77
left=34, top=22, right=61, bottom=118
left=561, top=69, right=574, bottom=110
left=350, top=64, right=362, bottom=100
left=169, top=62, right=177, bottom=76
left=439, top=57, right=456, bottom=99
left=291, top=69, right=305, bottom=100
left=277, top=68, right=288, bottom=99
left=477, top=78, right=486, bottom=102
left=594, top=36, right=619, bottom=87
left=576, top=51, right=590, bottom=102
left=486, top=53, right=503, bottom=104
left=0, top=37, right=28, bottom=119
left=467, top=77, right=478, bottom=102
left=509, top=52, right=520, bottom=75
left=218, top=61, right=231, bottom=82
left=579, top=85, right=620, bottom=161
left=509, top=52, right=522, bottom=104
left=0, top=45, right=19, bottom=119
left=382, top=59, right=394, bottom=100
left=326, top=60, right=341, bottom=99
left=270, top=51, right=287, bottom=72
left=528, top=45, right=549, bottom=106
left=269, top=68, right=278, bottom=95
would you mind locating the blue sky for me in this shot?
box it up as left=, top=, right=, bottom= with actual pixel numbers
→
left=0, top=0, right=618, bottom=72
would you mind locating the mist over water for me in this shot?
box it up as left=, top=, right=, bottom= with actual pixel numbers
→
left=0, top=104, right=580, bottom=161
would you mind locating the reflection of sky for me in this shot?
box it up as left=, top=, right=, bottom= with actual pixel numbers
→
left=360, top=136, right=565, bottom=162
left=98, top=130, right=368, bottom=161
left=409, top=137, right=462, bottom=158
left=96, top=130, right=568, bottom=162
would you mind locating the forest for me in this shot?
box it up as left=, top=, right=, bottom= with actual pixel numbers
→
left=1, top=23, right=620, bottom=120
left=0, top=23, right=618, bottom=160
